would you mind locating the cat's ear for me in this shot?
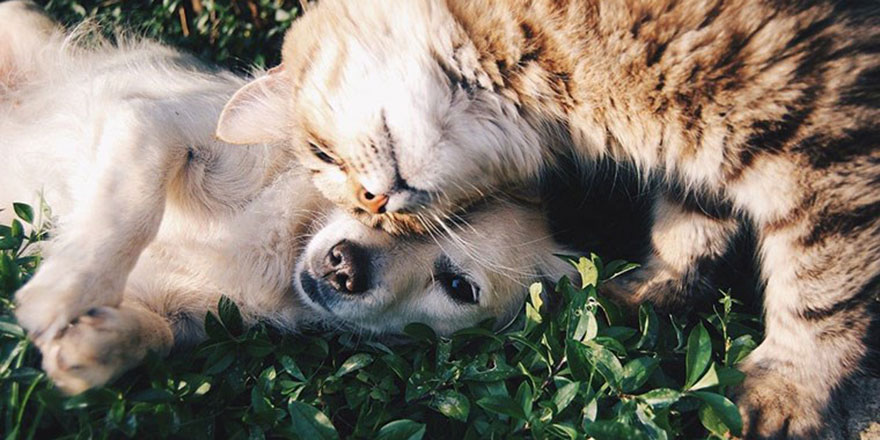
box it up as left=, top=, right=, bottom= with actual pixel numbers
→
left=216, top=65, right=290, bottom=145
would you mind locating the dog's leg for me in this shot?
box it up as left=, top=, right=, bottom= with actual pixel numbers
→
left=39, top=301, right=174, bottom=395
left=14, top=99, right=188, bottom=343
left=601, top=194, right=740, bottom=311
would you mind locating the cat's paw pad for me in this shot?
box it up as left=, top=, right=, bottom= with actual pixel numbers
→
left=39, top=307, right=144, bottom=395
left=734, top=367, right=826, bottom=439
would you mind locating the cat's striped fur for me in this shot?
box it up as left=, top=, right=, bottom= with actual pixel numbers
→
left=217, top=1, right=879, bottom=437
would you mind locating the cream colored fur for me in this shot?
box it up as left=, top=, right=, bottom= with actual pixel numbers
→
left=1, top=3, right=573, bottom=394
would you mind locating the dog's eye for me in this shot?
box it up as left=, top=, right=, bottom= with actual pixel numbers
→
left=309, top=142, right=338, bottom=165
left=437, top=272, right=479, bottom=304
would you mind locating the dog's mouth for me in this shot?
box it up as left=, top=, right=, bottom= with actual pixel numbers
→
left=294, top=269, right=384, bottom=335
left=296, top=271, right=337, bottom=313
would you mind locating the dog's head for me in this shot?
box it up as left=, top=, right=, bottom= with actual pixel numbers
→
left=293, top=197, right=574, bottom=336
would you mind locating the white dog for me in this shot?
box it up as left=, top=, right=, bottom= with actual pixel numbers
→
left=1, top=1, right=572, bottom=394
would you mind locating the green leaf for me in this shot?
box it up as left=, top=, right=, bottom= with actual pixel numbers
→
left=129, top=388, right=174, bottom=403
left=280, top=356, right=306, bottom=382
left=11, top=219, right=23, bottom=239
left=638, top=389, right=682, bottom=409
left=381, top=353, right=412, bottom=381
left=691, top=391, right=743, bottom=437
left=526, top=282, right=544, bottom=331
left=601, top=326, right=638, bottom=342
left=431, top=390, right=470, bottom=422
left=583, top=420, right=649, bottom=440
left=529, top=282, right=545, bottom=312
left=244, top=338, right=275, bottom=357
left=203, top=312, right=228, bottom=340
left=375, top=419, right=425, bottom=440
left=571, top=256, right=599, bottom=289
left=547, top=423, right=579, bottom=440
left=698, top=403, right=729, bottom=438
left=403, top=323, right=437, bottom=342
left=595, top=294, right=625, bottom=326
left=218, top=296, right=244, bottom=335
left=460, top=355, right=519, bottom=382
left=13, top=203, right=33, bottom=224
left=565, top=341, right=593, bottom=382
left=204, top=350, right=234, bottom=375
left=552, top=381, right=580, bottom=414
left=716, top=366, right=746, bottom=387
left=572, top=309, right=598, bottom=343
left=685, top=322, right=712, bottom=389
left=287, top=401, right=339, bottom=440
left=635, top=303, right=659, bottom=350
left=582, top=397, right=598, bottom=423
left=726, top=334, right=757, bottom=366
left=0, top=316, right=25, bottom=338
left=635, top=403, right=669, bottom=440
left=476, top=395, right=527, bottom=420
left=620, top=357, right=659, bottom=393
left=515, top=381, right=533, bottom=418
left=602, top=260, right=640, bottom=281
left=334, top=353, right=373, bottom=377
left=689, top=362, right=720, bottom=391
left=582, top=341, right=624, bottom=391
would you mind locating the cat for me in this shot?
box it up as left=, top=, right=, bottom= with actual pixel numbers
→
left=216, top=1, right=880, bottom=437
left=1, top=1, right=572, bottom=394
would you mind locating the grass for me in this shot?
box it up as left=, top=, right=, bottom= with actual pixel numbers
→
left=0, top=202, right=763, bottom=439
left=2, top=3, right=764, bottom=438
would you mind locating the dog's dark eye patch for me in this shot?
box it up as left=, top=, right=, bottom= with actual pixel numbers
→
left=434, top=256, right=480, bottom=305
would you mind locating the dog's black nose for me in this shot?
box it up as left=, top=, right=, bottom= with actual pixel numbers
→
left=321, top=240, right=370, bottom=294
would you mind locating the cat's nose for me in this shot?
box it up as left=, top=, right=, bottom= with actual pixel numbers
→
left=357, top=187, right=389, bottom=214
left=320, top=240, right=370, bottom=294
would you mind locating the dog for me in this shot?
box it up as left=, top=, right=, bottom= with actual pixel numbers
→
left=1, top=1, right=573, bottom=394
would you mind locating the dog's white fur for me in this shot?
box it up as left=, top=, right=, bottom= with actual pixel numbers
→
left=1, top=2, right=573, bottom=394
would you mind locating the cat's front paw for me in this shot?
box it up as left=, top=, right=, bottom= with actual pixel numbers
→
left=14, top=262, right=125, bottom=344
left=733, top=364, right=827, bottom=439
left=600, top=264, right=715, bottom=312
left=600, top=269, right=687, bottom=311
left=39, top=306, right=172, bottom=395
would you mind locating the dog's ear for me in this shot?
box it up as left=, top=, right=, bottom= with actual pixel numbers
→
left=216, top=65, right=290, bottom=145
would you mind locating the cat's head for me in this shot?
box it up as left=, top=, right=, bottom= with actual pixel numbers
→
left=293, top=195, right=574, bottom=336
left=217, top=0, right=545, bottom=234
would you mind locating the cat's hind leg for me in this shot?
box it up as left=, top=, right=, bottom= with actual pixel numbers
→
left=735, top=177, right=879, bottom=438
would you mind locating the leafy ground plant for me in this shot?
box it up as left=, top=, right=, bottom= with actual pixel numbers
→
left=39, top=0, right=305, bottom=71
left=0, top=202, right=763, bottom=439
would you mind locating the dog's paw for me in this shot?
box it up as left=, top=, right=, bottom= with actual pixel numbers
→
left=14, top=263, right=125, bottom=344
left=733, top=364, right=827, bottom=439
left=39, top=306, right=170, bottom=395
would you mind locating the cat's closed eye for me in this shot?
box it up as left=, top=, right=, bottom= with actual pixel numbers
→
left=309, top=141, right=339, bottom=165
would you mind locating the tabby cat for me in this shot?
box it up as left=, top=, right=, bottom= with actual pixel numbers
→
left=216, top=1, right=879, bottom=437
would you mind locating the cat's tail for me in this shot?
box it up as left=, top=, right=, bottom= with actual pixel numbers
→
left=0, top=1, right=62, bottom=93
